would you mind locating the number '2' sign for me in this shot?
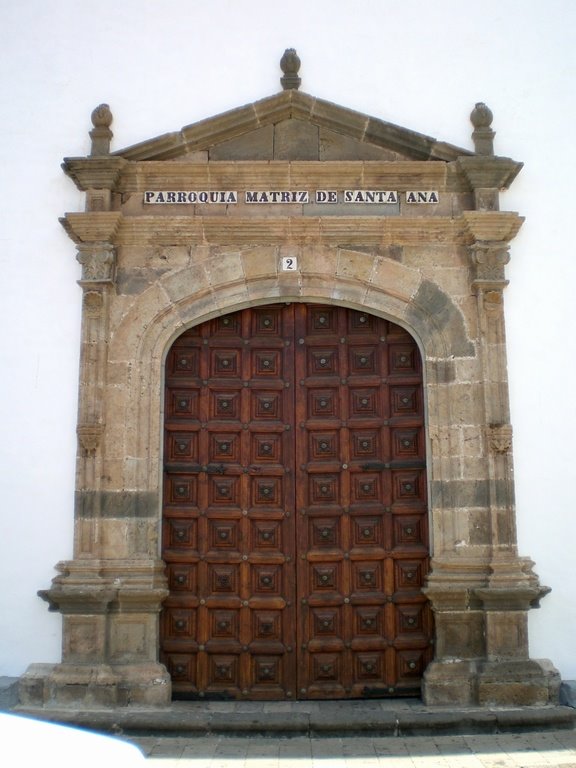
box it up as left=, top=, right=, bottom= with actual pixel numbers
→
left=281, top=257, right=298, bottom=271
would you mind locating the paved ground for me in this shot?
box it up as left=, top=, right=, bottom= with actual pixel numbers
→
left=126, top=730, right=576, bottom=767
left=4, top=678, right=576, bottom=767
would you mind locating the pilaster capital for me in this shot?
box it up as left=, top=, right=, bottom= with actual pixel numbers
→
left=76, top=242, right=116, bottom=283
left=469, top=240, right=511, bottom=287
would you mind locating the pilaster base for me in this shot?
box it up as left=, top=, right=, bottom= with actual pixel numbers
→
left=477, top=659, right=561, bottom=706
left=18, top=661, right=171, bottom=709
left=422, top=660, right=478, bottom=706
left=422, top=658, right=560, bottom=707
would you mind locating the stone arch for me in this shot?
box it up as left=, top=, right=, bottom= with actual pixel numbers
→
left=111, top=247, right=472, bottom=367
left=109, top=258, right=475, bottom=522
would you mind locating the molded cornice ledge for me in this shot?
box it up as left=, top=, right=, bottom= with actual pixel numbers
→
left=38, top=586, right=118, bottom=614
left=474, top=586, right=551, bottom=612
left=38, top=558, right=169, bottom=613
left=111, top=214, right=467, bottom=247
left=462, top=211, right=524, bottom=244
left=62, top=157, right=128, bottom=191
left=60, top=211, right=123, bottom=244
left=457, top=156, right=523, bottom=193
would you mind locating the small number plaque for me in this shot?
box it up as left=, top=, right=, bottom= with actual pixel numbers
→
left=281, top=257, right=298, bottom=271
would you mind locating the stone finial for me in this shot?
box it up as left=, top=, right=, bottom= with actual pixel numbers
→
left=470, top=102, right=495, bottom=156
left=280, top=48, right=301, bottom=90
left=89, top=103, right=113, bottom=156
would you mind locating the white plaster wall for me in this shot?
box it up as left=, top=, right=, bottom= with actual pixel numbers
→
left=1, top=0, right=574, bottom=679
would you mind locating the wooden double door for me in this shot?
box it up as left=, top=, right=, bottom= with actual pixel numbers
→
left=161, top=304, right=432, bottom=700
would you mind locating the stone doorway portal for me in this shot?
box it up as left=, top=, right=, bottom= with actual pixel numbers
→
left=19, top=52, right=560, bottom=711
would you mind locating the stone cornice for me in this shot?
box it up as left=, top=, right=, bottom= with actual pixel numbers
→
left=59, top=211, right=524, bottom=248
left=457, top=156, right=523, bottom=192
left=111, top=89, right=474, bottom=163
left=113, top=214, right=469, bottom=247
left=474, top=586, right=551, bottom=612
left=60, top=211, right=123, bottom=244
left=462, top=211, right=524, bottom=243
left=62, top=157, right=128, bottom=191
left=115, top=160, right=448, bottom=193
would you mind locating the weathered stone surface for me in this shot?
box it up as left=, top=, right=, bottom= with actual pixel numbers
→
left=371, top=256, right=421, bottom=301
left=75, top=490, right=158, bottom=519
left=240, top=245, right=278, bottom=278
left=115, top=267, right=169, bottom=295
left=468, top=509, right=491, bottom=545
left=430, top=479, right=511, bottom=509
left=209, top=125, right=274, bottom=160
left=320, top=127, right=402, bottom=161
left=407, top=280, right=475, bottom=357
left=477, top=660, right=560, bottom=706
left=18, top=662, right=171, bottom=708
left=336, top=248, right=376, bottom=283
left=560, top=680, right=576, bottom=707
left=434, top=610, right=485, bottom=658
left=422, top=660, right=478, bottom=706
left=182, top=103, right=262, bottom=155
left=274, top=119, right=319, bottom=160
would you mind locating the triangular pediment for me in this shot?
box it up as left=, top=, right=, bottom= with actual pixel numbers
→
left=112, top=89, right=474, bottom=163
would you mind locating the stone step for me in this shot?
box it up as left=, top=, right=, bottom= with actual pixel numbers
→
left=12, top=700, right=576, bottom=738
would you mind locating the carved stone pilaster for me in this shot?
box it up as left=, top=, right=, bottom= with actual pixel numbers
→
left=77, top=423, right=105, bottom=454
left=77, top=242, right=116, bottom=283
left=82, top=290, right=104, bottom=317
left=487, top=423, right=513, bottom=454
